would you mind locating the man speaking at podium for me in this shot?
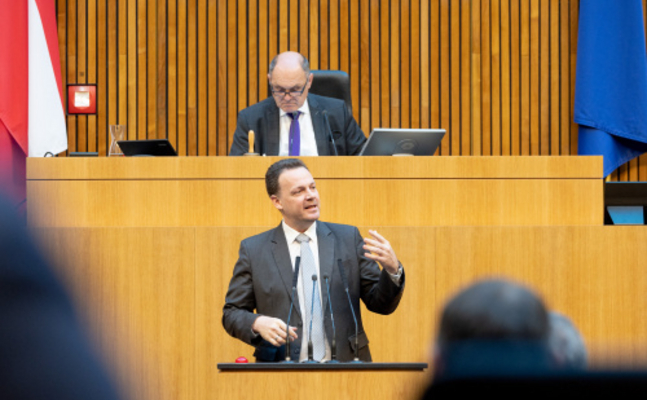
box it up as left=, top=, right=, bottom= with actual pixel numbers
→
left=228, top=51, right=367, bottom=156
left=222, top=159, right=405, bottom=362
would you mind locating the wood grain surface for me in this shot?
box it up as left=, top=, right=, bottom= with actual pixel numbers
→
left=54, top=0, right=647, bottom=179
left=27, top=156, right=603, bottom=227
left=34, top=225, right=647, bottom=400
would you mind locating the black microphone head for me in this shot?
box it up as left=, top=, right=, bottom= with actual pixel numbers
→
left=312, top=274, right=318, bottom=281
left=323, top=274, right=329, bottom=281
left=291, top=256, right=301, bottom=288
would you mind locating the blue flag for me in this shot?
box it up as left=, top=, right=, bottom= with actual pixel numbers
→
left=575, top=0, right=647, bottom=177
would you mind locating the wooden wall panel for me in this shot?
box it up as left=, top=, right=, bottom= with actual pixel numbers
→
left=187, top=0, right=197, bottom=155
left=197, top=0, right=207, bottom=155
left=77, top=0, right=87, bottom=151
left=119, top=0, right=128, bottom=138
left=126, top=0, right=135, bottom=143
left=440, top=0, right=450, bottom=155
left=168, top=0, right=177, bottom=150
left=39, top=227, right=197, bottom=400
left=136, top=0, right=146, bottom=140
left=55, top=0, right=647, bottom=179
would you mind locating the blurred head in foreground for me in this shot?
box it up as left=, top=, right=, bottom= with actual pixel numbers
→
left=0, top=193, right=120, bottom=399
left=433, top=278, right=552, bottom=379
left=548, top=311, right=588, bottom=370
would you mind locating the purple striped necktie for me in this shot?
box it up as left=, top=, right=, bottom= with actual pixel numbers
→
left=288, top=111, right=301, bottom=156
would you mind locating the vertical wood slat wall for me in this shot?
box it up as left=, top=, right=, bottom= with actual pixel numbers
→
left=55, top=0, right=647, bottom=181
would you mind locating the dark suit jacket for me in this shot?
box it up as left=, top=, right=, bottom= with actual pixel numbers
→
left=222, top=221, right=405, bottom=362
left=228, top=94, right=367, bottom=156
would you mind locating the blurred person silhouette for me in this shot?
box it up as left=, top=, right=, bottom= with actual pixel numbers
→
left=425, top=292, right=646, bottom=398
left=432, top=278, right=554, bottom=380
left=0, top=193, right=120, bottom=399
left=548, top=311, right=588, bottom=370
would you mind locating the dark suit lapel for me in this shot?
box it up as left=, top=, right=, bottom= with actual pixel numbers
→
left=316, top=221, right=335, bottom=317
left=264, top=101, right=281, bottom=156
left=308, top=95, right=330, bottom=155
left=271, top=224, right=302, bottom=321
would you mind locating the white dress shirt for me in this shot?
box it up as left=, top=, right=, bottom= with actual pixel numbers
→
left=278, top=100, right=319, bottom=156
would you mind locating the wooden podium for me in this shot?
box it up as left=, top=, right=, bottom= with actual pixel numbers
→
left=29, top=156, right=644, bottom=400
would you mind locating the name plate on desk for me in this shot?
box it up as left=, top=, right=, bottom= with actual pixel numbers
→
left=217, top=362, right=428, bottom=371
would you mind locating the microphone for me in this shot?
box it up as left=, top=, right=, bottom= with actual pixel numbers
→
left=305, top=274, right=319, bottom=363
left=323, top=274, right=339, bottom=363
left=322, top=110, right=338, bottom=156
left=337, top=259, right=362, bottom=363
left=282, top=256, right=300, bottom=363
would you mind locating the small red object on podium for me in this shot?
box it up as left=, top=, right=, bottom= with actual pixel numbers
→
left=235, top=357, right=248, bottom=363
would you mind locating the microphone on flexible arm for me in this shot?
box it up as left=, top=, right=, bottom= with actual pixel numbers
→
left=337, top=259, right=362, bottom=363
left=304, top=274, right=319, bottom=363
left=322, top=110, right=339, bottom=156
left=323, top=274, right=339, bottom=363
left=282, top=256, right=301, bottom=363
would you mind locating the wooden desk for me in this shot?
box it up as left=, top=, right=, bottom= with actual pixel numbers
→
left=27, top=156, right=603, bottom=227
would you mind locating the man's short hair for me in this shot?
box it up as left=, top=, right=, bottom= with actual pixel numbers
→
left=265, top=158, right=309, bottom=197
left=437, top=279, right=549, bottom=347
left=268, top=53, right=310, bottom=76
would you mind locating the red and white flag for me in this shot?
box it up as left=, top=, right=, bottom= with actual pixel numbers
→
left=0, top=0, right=67, bottom=206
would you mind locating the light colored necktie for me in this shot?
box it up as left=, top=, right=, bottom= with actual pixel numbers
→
left=296, top=233, right=325, bottom=361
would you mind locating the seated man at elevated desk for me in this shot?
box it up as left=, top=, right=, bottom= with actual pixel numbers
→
left=222, top=159, right=405, bottom=362
left=228, top=51, right=366, bottom=156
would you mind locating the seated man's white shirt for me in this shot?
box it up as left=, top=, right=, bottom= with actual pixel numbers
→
left=278, top=100, right=318, bottom=156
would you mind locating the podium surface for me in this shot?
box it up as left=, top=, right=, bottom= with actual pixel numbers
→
left=217, top=362, right=428, bottom=371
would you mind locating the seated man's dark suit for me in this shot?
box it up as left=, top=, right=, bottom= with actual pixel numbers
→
left=229, top=93, right=367, bottom=156
left=222, top=221, right=405, bottom=362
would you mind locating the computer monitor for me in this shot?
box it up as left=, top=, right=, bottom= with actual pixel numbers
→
left=117, top=139, right=177, bottom=156
left=359, top=128, right=445, bottom=156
